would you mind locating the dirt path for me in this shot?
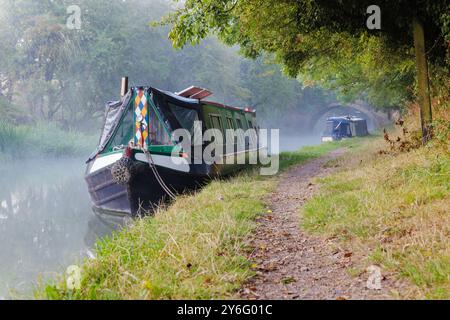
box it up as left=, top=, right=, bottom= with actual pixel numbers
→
left=240, top=149, right=398, bottom=300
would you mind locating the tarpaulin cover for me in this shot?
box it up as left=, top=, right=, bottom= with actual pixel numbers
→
left=87, top=90, right=133, bottom=162
left=87, top=87, right=202, bottom=162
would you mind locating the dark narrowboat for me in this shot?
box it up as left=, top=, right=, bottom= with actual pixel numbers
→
left=321, top=116, right=368, bottom=142
left=85, top=80, right=262, bottom=216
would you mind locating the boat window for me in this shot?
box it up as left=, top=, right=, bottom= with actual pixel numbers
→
left=107, top=104, right=134, bottom=149
left=236, top=118, right=243, bottom=129
left=148, top=104, right=173, bottom=145
left=247, top=120, right=253, bottom=129
left=210, top=115, right=223, bottom=132
left=226, top=117, right=235, bottom=129
left=168, top=103, right=199, bottom=134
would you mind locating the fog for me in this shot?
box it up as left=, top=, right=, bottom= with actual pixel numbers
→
left=279, top=134, right=322, bottom=152
left=0, top=0, right=343, bottom=132
left=0, top=0, right=385, bottom=297
left=0, top=158, right=127, bottom=298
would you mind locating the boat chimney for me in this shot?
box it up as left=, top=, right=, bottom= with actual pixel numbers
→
left=120, top=77, right=129, bottom=97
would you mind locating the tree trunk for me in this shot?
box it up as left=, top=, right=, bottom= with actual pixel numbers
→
left=412, top=16, right=433, bottom=144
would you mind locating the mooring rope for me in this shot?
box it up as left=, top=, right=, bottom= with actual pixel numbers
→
left=140, top=147, right=177, bottom=200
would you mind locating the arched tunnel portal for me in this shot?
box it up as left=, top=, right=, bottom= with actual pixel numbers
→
left=308, top=103, right=391, bottom=133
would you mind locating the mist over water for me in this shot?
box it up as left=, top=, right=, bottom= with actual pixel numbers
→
left=0, top=0, right=393, bottom=300
left=265, top=116, right=324, bottom=153
left=279, top=134, right=322, bottom=152
left=0, top=159, right=122, bottom=298
left=0, top=129, right=322, bottom=297
left=0, top=0, right=377, bottom=300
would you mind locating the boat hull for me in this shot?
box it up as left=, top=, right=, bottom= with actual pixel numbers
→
left=85, top=159, right=211, bottom=216
left=85, top=147, right=262, bottom=216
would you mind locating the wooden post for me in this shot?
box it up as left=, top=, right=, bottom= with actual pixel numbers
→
left=120, top=77, right=129, bottom=97
left=412, top=16, right=433, bottom=144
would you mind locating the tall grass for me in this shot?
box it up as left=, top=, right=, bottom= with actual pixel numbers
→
left=301, top=137, right=449, bottom=299
left=39, top=172, right=273, bottom=300
left=36, top=140, right=353, bottom=300
left=279, top=138, right=368, bottom=171
left=0, top=120, right=26, bottom=155
left=0, top=120, right=97, bottom=159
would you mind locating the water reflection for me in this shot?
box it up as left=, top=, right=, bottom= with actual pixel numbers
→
left=0, top=136, right=317, bottom=298
left=0, top=159, right=122, bottom=298
left=84, top=211, right=127, bottom=248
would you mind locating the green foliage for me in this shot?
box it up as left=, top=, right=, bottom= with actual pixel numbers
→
left=159, top=0, right=449, bottom=109
left=0, top=120, right=25, bottom=154
left=0, top=0, right=332, bottom=131
left=296, top=32, right=416, bottom=108
left=0, top=120, right=96, bottom=158
left=0, top=96, right=20, bottom=121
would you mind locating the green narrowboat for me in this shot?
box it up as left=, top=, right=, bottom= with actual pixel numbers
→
left=85, top=82, right=261, bottom=216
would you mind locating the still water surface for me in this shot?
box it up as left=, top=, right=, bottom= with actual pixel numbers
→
left=0, top=136, right=320, bottom=298
left=0, top=158, right=122, bottom=298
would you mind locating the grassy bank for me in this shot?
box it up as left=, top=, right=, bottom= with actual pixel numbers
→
left=301, top=138, right=449, bottom=299
left=37, top=140, right=358, bottom=300
left=0, top=120, right=97, bottom=160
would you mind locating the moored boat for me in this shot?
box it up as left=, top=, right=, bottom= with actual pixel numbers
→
left=85, top=80, right=262, bottom=216
left=321, top=115, right=368, bottom=142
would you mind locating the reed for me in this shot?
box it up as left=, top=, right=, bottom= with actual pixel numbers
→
left=0, top=120, right=96, bottom=159
left=36, top=140, right=356, bottom=300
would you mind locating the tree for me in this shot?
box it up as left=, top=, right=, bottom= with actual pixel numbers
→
left=159, top=0, right=449, bottom=143
left=0, top=0, right=333, bottom=131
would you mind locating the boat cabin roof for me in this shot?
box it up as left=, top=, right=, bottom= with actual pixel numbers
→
left=151, top=87, right=201, bottom=110
left=326, top=116, right=366, bottom=123
left=152, top=86, right=255, bottom=114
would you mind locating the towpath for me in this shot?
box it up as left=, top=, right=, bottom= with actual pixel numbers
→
left=240, top=149, right=403, bottom=300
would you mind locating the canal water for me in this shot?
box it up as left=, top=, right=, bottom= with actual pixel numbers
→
left=0, top=135, right=320, bottom=298
left=279, top=134, right=322, bottom=152
left=0, top=158, right=122, bottom=299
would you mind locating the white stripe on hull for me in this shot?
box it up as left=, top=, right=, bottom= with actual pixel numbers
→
left=90, top=152, right=123, bottom=173
left=135, top=153, right=191, bottom=173
left=89, top=147, right=264, bottom=175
